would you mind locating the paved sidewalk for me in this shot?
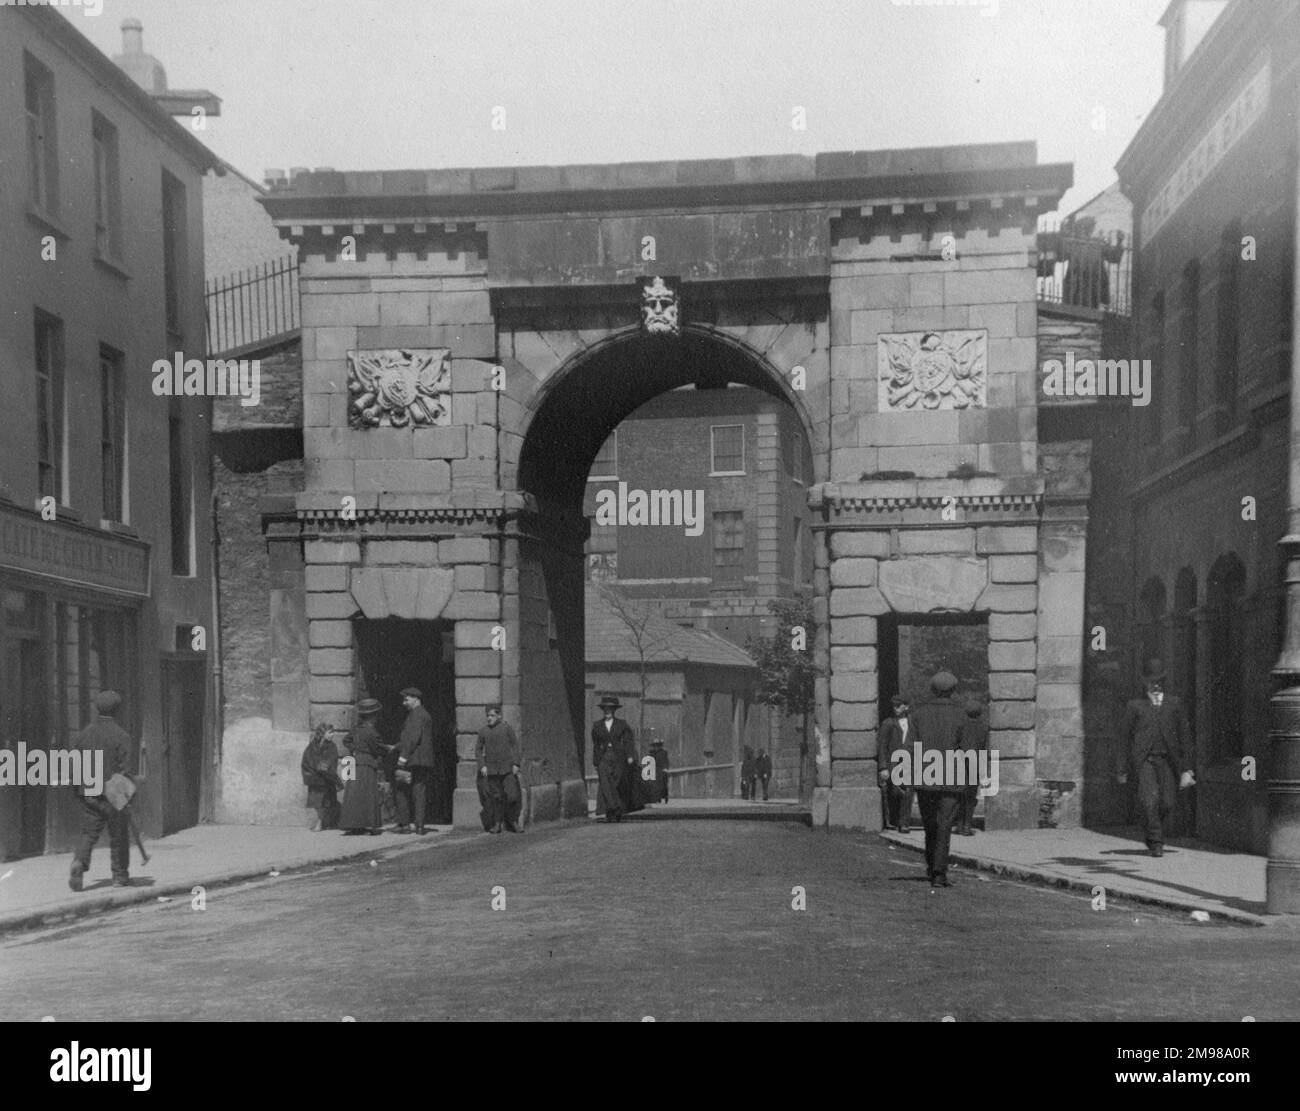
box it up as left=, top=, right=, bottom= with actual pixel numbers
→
left=0, top=823, right=466, bottom=935
left=882, top=824, right=1273, bottom=924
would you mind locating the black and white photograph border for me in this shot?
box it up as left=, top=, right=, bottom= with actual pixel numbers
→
left=0, top=0, right=1297, bottom=1062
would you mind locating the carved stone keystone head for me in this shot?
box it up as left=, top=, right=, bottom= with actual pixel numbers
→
left=640, top=276, right=681, bottom=337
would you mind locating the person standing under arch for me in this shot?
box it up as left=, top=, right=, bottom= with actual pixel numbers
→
left=592, top=695, right=636, bottom=823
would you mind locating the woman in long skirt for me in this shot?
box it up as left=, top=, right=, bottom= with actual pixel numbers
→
left=338, top=698, right=390, bottom=835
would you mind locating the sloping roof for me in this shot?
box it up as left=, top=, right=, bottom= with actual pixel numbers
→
left=585, top=586, right=756, bottom=671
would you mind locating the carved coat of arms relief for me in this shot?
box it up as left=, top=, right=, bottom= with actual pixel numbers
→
left=877, top=330, right=988, bottom=411
left=347, top=348, right=452, bottom=428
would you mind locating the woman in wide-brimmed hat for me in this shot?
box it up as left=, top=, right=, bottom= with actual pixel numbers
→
left=592, top=695, right=637, bottom=822
left=338, top=698, right=393, bottom=835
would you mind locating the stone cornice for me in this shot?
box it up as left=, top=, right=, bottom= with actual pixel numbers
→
left=811, top=477, right=1043, bottom=513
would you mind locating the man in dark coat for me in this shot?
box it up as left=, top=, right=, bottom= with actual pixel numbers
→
left=877, top=694, right=914, bottom=833
left=756, top=749, right=773, bottom=801
left=649, top=738, right=670, bottom=802
left=68, top=690, right=134, bottom=891
left=301, top=724, right=343, bottom=831
left=1119, top=658, right=1195, bottom=856
left=740, top=746, right=757, bottom=801
left=910, top=671, right=966, bottom=889
left=956, top=700, right=987, bottom=836
left=592, top=695, right=637, bottom=823
left=395, top=687, right=435, bottom=834
left=338, top=699, right=390, bottom=834
left=476, top=704, right=522, bottom=833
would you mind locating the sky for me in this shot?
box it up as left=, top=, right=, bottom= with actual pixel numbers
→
left=72, top=0, right=1174, bottom=216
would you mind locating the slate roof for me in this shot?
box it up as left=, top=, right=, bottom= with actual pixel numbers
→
left=585, top=586, right=756, bottom=671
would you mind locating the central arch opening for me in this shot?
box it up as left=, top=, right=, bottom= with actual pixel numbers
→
left=516, top=328, right=817, bottom=811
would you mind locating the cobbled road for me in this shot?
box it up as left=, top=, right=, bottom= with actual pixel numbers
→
left=2, top=820, right=1297, bottom=1021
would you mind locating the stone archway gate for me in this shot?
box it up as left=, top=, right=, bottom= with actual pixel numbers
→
left=261, top=143, right=1078, bottom=830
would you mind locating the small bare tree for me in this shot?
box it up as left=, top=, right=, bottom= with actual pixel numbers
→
left=596, top=582, right=657, bottom=738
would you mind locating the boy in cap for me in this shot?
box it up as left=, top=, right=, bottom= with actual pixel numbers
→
left=476, top=705, right=522, bottom=833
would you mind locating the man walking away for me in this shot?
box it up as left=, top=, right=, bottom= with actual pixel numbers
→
left=756, top=749, right=773, bottom=801
left=396, top=687, right=436, bottom=834
left=1119, top=658, right=1195, bottom=857
left=910, top=671, right=966, bottom=889
left=68, top=690, right=135, bottom=891
left=877, top=694, right=914, bottom=833
left=476, top=705, right=522, bottom=833
left=956, top=700, right=987, bottom=836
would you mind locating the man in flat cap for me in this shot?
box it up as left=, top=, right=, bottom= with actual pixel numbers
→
left=1119, top=658, right=1194, bottom=857
left=68, top=690, right=135, bottom=891
left=395, top=687, right=435, bottom=834
left=878, top=693, right=914, bottom=833
left=910, top=671, right=966, bottom=889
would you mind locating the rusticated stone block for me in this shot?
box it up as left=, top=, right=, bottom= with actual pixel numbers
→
left=830, top=616, right=877, bottom=645
left=526, top=782, right=560, bottom=824
left=978, top=583, right=1038, bottom=613
left=309, top=620, right=352, bottom=648
left=413, top=426, right=468, bottom=459
left=831, top=701, right=878, bottom=731
left=827, top=786, right=878, bottom=830
left=305, top=540, right=360, bottom=565
left=989, top=701, right=1036, bottom=730
left=439, top=537, right=491, bottom=565
left=988, top=640, right=1036, bottom=671
left=830, top=587, right=889, bottom=617
left=832, top=759, right=876, bottom=787
left=1037, top=635, right=1083, bottom=683
left=831, top=646, right=877, bottom=672
left=898, top=528, right=975, bottom=555
left=830, top=531, right=890, bottom=558
left=305, top=565, right=349, bottom=592
left=1038, top=574, right=1086, bottom=636
left=560, top=778, right=588, bottom=818
left=830, top=672, right=878, bottom=703
left=830, top=558, right=878, bottom=587
left=455, top=677, right=501, bottom=705
left=988, top=729, right=1035, bottom=758
left=309, top=648, right=352, bottom=675
left=976, top=526, right=1037, bottom=554
left=309, top=675, right=354, bottom=704
left=878, top=557, right=985, bottom=613
left=458, top=649, right=503, bottom=677
left=989, top=672, right=1036, bottom=700
left=442, top=591, right=500, bottom=620
left=455, top=620, right=504, bottom=649
left=831, top=730, right=875, bottom=759
left=306, top=592, right=358, bottom=620
left=983, top=785, right=1038, bottom=828
left=989, top=612, right=1036, bottom=641
left=989, top=554, right=1038, bottom=583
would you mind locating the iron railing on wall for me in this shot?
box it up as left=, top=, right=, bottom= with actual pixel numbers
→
left=1036, top=229, right=1131, bottom=317
left=205, top=254, right=299, bottom=356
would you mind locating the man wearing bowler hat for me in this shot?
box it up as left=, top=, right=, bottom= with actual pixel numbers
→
left=592, top=695, right=637, bottom=822
left=1119, top=658, right=1195, bottom=857
left=910, top=671, right=966, bottom=889
left=395, top=687, right=435, bottom=834
left=68, top=690, right=135, bottom=891
left=878, top=693, right=914, bottom=833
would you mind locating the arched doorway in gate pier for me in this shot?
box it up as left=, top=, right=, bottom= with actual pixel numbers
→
left=512, top=323, right=823, bottom=806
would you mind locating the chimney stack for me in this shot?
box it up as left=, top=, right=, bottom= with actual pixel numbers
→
left=121, top=18, right=143, bottom=55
